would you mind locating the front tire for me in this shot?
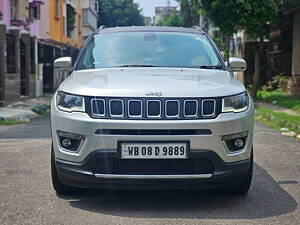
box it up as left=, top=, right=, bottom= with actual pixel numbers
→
left=51, top=145, right=77, bottom=195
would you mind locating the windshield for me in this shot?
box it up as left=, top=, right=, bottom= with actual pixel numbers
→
left=76, top=31, right=223, bottom=70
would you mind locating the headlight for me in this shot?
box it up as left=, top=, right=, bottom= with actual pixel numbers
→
left=56, top=92, right=85, bottom=113
left=222, top=92, right=249, bottom=113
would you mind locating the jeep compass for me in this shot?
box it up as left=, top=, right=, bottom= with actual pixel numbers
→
left=51, top=26, right=254, bottom=194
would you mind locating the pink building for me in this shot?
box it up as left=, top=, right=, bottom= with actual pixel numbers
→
left=28, top=0, right=48, bottom=39
left=0, top=0, right=12, bottom=26
left=0, top=0, right=45, bottom=103
left=0, top=0, right=45, bottom=36
left=0, top=0, right=83, bottom=102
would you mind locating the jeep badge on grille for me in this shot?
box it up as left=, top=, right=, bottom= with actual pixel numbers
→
left=145, top=91, right=163, bottom=97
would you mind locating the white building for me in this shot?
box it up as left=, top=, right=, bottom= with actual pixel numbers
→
left=80, top=0, right=98, bottom=42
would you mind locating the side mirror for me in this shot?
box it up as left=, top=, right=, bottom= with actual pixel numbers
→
left=53, top=57, right=73, bottom=89
left=228, top=57, right=247, bottom=72
left=54, top=57, right=73, bottom=70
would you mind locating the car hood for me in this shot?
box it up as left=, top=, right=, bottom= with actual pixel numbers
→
left=60, top=68, right=245, bottom=97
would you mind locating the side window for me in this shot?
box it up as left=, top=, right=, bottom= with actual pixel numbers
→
left=78, top=40, right=95, bottom=70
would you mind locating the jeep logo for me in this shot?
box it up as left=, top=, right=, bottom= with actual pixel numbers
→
left=145, top=91, right=163, bottom=97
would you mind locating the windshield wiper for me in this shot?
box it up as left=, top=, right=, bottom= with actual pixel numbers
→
left=118, top=64, right=155, bottom=68
left=197, top=65, right=223, bottom=70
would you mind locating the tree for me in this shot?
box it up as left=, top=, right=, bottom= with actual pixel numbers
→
left=156, top=12, right=184, bottom=27
left=179, top=0, right=201, bottom=27
left=200, top=0, right=279, bottom=97
left=97, top=0, right=145, bottom=27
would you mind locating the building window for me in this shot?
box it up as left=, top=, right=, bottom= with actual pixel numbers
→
left=29, top=4, right=41, bottom=22
left=82, top=9, right=88, bottom=25
left=55, top=0, right=60, bottom=18
left=78, top=15, right=81, bottom=35
left=95, top=0, right=99, bottom=13
left=63, top=16, right=66, bottom=36
left=10, top=0, right=19, bottom=19
left=66, top=4, right=76, bottom=37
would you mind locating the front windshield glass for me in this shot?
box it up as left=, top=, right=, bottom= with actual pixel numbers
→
left=76, top=31, right=223, bottom=70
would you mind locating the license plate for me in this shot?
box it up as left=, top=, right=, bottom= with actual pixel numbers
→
left=120, top=142, right=188, bottom=159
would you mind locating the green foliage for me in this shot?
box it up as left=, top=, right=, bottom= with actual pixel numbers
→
left=31, top=104, right=50, bottom=115
left=255, top=106, right=300, bottom=136
left=200, top=0, right=279, bottom=38
left=256, top=90, right=300, bottom=113
left=261, top=75, right=288, bottom=91
left=179, top=0, right=201, bottom=27
left=0, top=120, right=27, bottom=126
left=156, top=12, right=184, bottom=27
left=200, top=0, right=279, bottom=98
left=98, top=0, right=145, bottom=27
left=212, top=37, right=222, bottom=49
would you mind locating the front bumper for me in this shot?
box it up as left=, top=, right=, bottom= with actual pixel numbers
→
left=51, top=96, right=254, bottom=164
left=51, top=94, right=254, bottom=189
left=55, top=150, right=251, bottom=190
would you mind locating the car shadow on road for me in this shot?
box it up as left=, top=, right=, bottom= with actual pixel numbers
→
left=60, top=163, right=297, bottom=219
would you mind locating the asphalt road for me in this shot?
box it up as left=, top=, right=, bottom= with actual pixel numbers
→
left=0, top=116, right=299, bottom=225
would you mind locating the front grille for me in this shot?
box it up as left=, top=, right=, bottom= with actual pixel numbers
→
left=87, top=97, right=221, bottom=120
left=93, top=158, right=214, bottom=175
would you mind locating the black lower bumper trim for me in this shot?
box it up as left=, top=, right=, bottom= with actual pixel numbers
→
left=55, top=150, right=251, bottom=190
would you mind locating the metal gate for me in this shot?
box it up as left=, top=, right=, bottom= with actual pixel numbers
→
left=6, top=33, right=16, bottom=74
left=20, top=39, right=27, bottom=95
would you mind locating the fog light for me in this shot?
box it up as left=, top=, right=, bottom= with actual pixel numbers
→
left=234, top=138, right=244, bottom=148
left=61, top=138, right=72, bottom=148
left=222, top=132, right=248, bottom=153
left=57, top=131, right=85, bottom=152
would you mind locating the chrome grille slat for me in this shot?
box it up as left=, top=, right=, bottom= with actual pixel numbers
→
left=165, top=100, right=180, bottom=118
left=147, top=100, right=161, bottom=118
left=128, top=100, right=142, bottom=118
left=91, top=99, right=105, bottom=116
left=109, top=99, right=124, bottom=117
left=202, top=99, right=216, bottom=117
left=184, top=100, right=198, bottom=117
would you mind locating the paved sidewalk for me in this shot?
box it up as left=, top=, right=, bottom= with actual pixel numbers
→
left=0, top=95, right=52, bottom=122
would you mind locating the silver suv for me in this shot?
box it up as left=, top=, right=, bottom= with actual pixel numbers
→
left=51, top=26, right=254, bottom=194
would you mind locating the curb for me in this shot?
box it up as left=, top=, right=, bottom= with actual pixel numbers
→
left=0, top=95, right=52, bottom=123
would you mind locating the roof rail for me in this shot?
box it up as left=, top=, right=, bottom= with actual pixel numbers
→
left=191, top=26, right=207, bottom=35
left=192, top=26, right=201, bottom=30
left=97, top=25, right=106, bottom=32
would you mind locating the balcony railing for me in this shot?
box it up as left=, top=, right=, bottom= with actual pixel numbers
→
left=10, top=18, right=26, bottom=27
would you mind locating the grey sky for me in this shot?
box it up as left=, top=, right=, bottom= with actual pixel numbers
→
left=134, top=0, right=179, bottom=18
